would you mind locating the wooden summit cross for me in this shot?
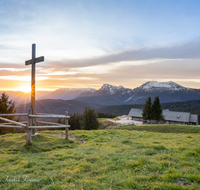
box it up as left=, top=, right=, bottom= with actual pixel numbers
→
left=25, top=44, right=44, bottom=135
left=0, top=43, right=70, bottom=144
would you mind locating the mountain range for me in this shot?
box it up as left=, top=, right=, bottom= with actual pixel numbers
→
left=2, top=81, right=200, bottom=112
left=75, top=81, right=200, bottom=106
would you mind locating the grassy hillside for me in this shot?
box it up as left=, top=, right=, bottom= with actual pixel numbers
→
left=0, top=128, right=200, bottom=189
left=119, top=124, right=200, bottom=133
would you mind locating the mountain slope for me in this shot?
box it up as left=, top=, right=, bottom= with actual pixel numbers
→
left=42, top=88, right=96, bottom=100
left=17, top=99, right=99, bottom=115
left=0, top=91, right=50, bottom=106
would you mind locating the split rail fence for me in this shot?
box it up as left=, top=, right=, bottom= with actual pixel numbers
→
left=0, top=108, right=70, bottom=144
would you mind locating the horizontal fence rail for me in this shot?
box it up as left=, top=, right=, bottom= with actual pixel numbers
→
left=28, top=125, right=70, bottom=129
left=29, top=114, right=70, bottom=119
left=0, top=124, right=24, bottom=128
left=0, top=113, right=28, bottom=117
left=1, top=121, right=27, bottom=125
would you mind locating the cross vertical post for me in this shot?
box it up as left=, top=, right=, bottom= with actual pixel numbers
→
left=32, top=44, right=36, bottom=134
left=25, top=43, right=44, bottom=135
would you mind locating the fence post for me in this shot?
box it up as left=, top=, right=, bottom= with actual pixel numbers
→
left=27, top=108, right=32, bottom=144
left=65, top=111, right=69, bottom=140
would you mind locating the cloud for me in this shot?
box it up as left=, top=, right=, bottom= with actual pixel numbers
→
left=0, top=76, right=48, bottom=81
left=0, top=68, right=28, bottom=72
left=41, top=40, right=200, bottom=73
left=1, top=41, right=200, bottom=90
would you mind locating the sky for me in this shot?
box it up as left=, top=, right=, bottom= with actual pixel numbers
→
left=0, top=0, right=200, bottom=92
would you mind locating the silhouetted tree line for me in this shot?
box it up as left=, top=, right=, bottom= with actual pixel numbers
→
left=58, top=107, right=99, bottom=130
left=58, top=109, right=119, bottom=130
left=97, top=112, right=118, bottom=118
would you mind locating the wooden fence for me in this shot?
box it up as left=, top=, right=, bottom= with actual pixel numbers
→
left=0, top=108, right=70, bottom=144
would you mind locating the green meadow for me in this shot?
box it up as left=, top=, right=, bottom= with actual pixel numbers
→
left=0, top=126, right=200, bottom=189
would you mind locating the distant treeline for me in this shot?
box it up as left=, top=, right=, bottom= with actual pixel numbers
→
left=57, top=109, right=117, bottom=130
left=97, top=112, right=118, bottom=118
left=68, top=112, right=117, bottom=130
left=96, top=104, right=143, bottom=115
left=96, top=99, right=200, bottom=124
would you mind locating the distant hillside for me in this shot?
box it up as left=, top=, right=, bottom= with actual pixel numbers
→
left=162, top=99, right=200, bottom=115
left=42, top=88, right=96, bottom=100
left=96, top=104, right=143, bottom=115
left=0, top=91, right=50, bottom=106
left=17, top=99, right=99, bottom=115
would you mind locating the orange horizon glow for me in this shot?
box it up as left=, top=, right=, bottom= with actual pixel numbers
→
left=0, top=88, right=55, bottom=92
left=0, top=77, right=200, bottom=92
left=0, top=81, right=200, bottom=92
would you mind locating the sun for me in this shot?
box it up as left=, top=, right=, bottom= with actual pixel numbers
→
left=17, top=85, right=31, bottom=93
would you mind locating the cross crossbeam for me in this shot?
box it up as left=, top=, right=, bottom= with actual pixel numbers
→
left=25, top=56, right=44, bottom=65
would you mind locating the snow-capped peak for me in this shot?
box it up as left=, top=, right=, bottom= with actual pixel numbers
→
left=140, top=81, right=185, bottom=91
left=100, top=84, right=118, bottom=94
left=100, top=83, right=115, bottom=89
left=100, top=84, right=131, bottom=95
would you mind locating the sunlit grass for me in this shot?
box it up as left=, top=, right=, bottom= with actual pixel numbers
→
left=119, top=124, right=200, bottom=133
left=0, top=129, right=200, bottom=189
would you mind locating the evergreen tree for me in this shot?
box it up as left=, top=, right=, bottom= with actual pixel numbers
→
left=0, top=93, right=16, bottom=115
left=142, top=97, right=152, bottom=122
left=83, top=107, right=99, bottom=130
left=152, top=96, right=164, bottom=123
left=69, top=113, right=81, bottom=130
left=0, top=93, right=16, bottom=134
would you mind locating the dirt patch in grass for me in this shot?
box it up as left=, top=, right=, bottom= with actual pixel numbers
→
left=42, top=133, right=86, bottom=144
left=175, top=178, right=190, bottom=186
left=98, top=119, right=119, bottom=129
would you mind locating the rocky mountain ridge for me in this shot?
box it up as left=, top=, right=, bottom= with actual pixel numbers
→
left=138, top=81, right=186, bottom=91
left=75, top=81, right=200, bottom=105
